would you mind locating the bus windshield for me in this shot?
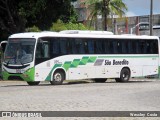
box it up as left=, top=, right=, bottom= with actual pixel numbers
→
left=4, top=38, right=36, bottom=65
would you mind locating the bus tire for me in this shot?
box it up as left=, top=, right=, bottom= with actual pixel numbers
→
left=27, top=81, right=40, bottom=86
left=94, top=78, right=107, bottom=83
left=50, top=70, right=65, bottom=85
left=115, top=68, right=130, bottom=82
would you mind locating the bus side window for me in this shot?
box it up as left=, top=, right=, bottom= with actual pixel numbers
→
left=137, top=41, right=141, bottom=54
left=113, top=40, right=118, bottom=54
left=109, top=40, right=113, bottom=54
left=79, top=39, right=85, bottom=54
left=128, top=40, right=133, bottom=54
left=70, top=39, right=77, bottom=54
left=36, top=39, right=50, bottom=58
left=88, top=39, right=94, bottom=54
left=66, top=38, right=72, bottom=54
left=117, top=40, right=122, bottom=54
left=132, top=41, right=139, bottom=54
left=121, top=40, right=127, bottom=54
left=104, top=40, right=109, bottom=54
left=69, top=38, right=83, bottom=54
left=151, top=40, right=158, bottom=54
left=147, top=40, right=158, bottom=54
left=43, top=42, right=49, bottom=58
left=60, top=38, right=67, bottom=55
left=95, top=39, right=103, bottom=54
left=52, top=38, right=60, bottom=56
left=146, top=41, right=151, bottom=54
left=138, top=40, right=146, bottom=54
left=142, top=40, right=147, bottom=54
left=36, top=40, right=43, bottom=58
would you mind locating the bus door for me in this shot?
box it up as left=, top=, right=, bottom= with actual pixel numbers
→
left=35, top=38, right=50, bottom=81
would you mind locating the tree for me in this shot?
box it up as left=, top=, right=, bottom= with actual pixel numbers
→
left=0, top=0, right=78, bottom=40
left=84, top=0, right=128, bottom=30
left=25, top=26, right=41, bottom=32
left=50, top=19, right=90, bottom=32
left=21, top=0, right=78, bottom=30
left=0, top=0, right=26, bottom=39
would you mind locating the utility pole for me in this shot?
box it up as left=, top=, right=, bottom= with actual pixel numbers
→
left=150, top=0, right=153, bottom=35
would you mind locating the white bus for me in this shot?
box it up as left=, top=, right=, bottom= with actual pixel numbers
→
left=1, top=31, right=160, bottom=85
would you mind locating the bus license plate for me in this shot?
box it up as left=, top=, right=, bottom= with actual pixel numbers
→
left=16, top=69, right=21, bottom=73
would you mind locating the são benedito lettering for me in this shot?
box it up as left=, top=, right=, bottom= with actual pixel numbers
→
left=113, top=59, right=129, bottom=65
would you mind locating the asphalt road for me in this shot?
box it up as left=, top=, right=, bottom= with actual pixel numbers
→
left=0, top=79, right=160, bottom=120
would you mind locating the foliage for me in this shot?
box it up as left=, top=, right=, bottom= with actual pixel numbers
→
left=50, top=20, right=67, bottom=32
left=0, top=0, right=78, bottom=39
left=19, top=0, right=78, bottom=30
left=50, top=20, right=89, bottom=32
left=65, top=22, right=88, bottom=30
left=0, top=0, right=26, bottom=37
left=25, top=26, right=41, bottom=32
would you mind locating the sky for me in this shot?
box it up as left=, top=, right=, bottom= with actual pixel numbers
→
left=123, top=0, right=160, bottom=16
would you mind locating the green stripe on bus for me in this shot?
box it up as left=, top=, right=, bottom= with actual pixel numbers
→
left=45, top=56, right=97, bottom=81
left=22, top=67, right=35, bottom=81
left=45, top=64, right=62, bottom=81
left=88, top=57, right=97, bottom=62
left=70, top=59, right=81, bottom=68
left=98, top=55, right=159, bottom=58
left=63, top=61, right=72, bottom=71
left=79, top=57, right=89, bottom=65
left=63, top=56, right=97, bottom=70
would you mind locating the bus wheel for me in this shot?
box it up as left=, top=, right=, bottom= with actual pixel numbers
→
left=115, top=68, right=130, bottom=82
left=27, top=81, right=40, bottom=86
left=94, top=79, right=107, bottom=83
left=50, top=71, right=65, bottom=85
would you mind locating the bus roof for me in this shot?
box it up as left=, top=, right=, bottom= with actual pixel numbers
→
left=9, top=31, right=58, bottom=38
left=59, top=30, right=114, bottom=35
left=9, top=31, right=159, bottom=40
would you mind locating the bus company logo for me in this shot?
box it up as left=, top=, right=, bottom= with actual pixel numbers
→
left=54, top=60, right=62, bottom=64
left=105, top=59, right=129, bottom=65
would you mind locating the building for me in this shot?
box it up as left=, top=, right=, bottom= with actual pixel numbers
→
left=72, top=0, right=89, bottom=23
left=73, top=1, right=160, bottom=36
left=115, top=14, right=160, bottom=36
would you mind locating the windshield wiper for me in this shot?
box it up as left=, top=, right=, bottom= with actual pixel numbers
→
left=6, top=57, right=24, bottom=66
left=6, top=57, right=14, bottom=66
left=7, top=59, right=11, bottom=66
